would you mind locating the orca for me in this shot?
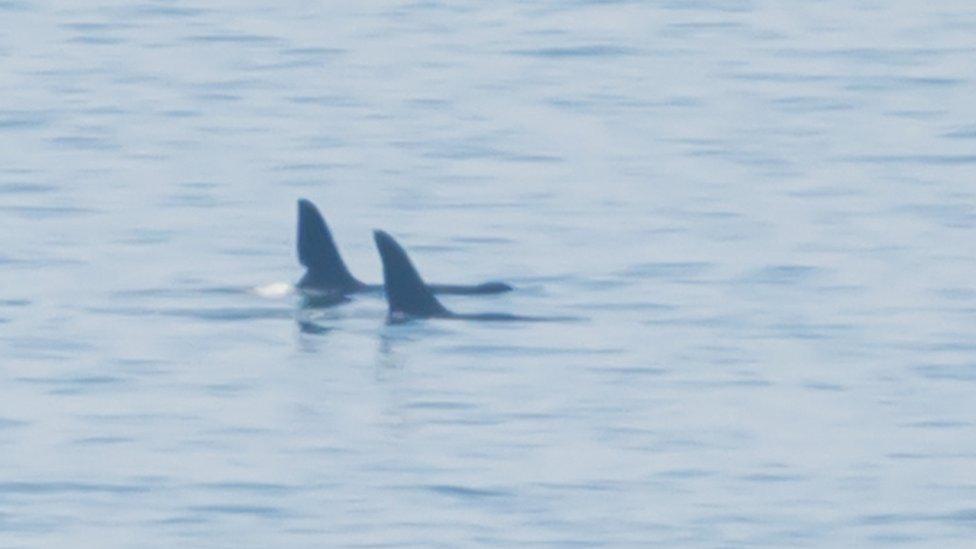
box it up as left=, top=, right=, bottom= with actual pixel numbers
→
left=297, top=199, right=512, bottom=296
left=373, top=230, right=565, bottom=323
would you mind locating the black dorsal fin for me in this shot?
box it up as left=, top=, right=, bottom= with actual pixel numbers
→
left=297, top=199, right=362, bottom=291
left=372, top=230, right=449, bottom=318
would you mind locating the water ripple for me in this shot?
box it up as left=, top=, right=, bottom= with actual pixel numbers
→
left=0, top=481, right=148, bottom=494
left=509, top=45, right=637, bottom=58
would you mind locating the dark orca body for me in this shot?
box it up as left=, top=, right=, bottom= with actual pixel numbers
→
left=373, top=230, right=564, bottom=323
left=297, top=199, right=512, bottom=296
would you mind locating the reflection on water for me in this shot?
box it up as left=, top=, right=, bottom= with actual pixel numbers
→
left=1, top=0, right=976, bottom=546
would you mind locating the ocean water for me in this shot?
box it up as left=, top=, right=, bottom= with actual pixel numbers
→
left=2, top=1, right=976, bottom=547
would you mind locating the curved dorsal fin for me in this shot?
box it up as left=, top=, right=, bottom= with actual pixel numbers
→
left=297, top=199, right=362, bottom=291
left=373, top=230, right=449, bottom=318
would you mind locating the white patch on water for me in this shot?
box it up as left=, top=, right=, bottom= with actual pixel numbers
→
left=250, top=282, right=295, bottom=299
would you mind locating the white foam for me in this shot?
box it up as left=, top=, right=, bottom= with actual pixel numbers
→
left=251, top=282, right=295, bottom=299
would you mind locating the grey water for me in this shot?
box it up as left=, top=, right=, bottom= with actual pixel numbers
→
left=1, top=1, right=975, bottom=547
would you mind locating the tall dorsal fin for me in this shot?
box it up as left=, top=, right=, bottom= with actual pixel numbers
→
left=297, top=199, right=362, bottom=291
left=373, top=230, right=449, bottom=318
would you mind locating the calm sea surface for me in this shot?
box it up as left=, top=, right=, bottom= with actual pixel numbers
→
left=2, top=1, right=976, bottom=547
